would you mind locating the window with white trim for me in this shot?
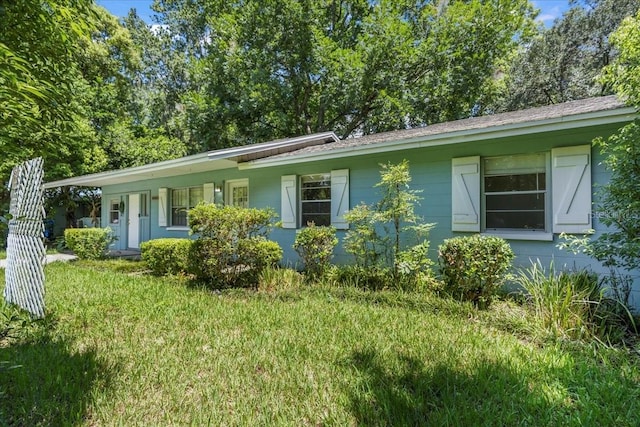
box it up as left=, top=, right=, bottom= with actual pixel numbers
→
left=281, top=169, right=349, bottom=229
left=300, top=173, right=331, bottom=226
left=452, top=145, right=592, bottom=238
left=226, top=179, right=249, bottom=208
left=484, top=153, right=548, bottom=231
left=109, top=199, right=120, bottom=225
left=170, top=186, right=203, bottom=227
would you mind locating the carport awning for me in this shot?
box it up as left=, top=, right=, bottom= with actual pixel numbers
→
left=44, top=132, right=339, bottom=189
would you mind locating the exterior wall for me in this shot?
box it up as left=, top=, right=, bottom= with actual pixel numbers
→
left=100, top=121, right=640, bottom=305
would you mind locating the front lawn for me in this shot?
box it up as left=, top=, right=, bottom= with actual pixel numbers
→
left=1, top=262, right=640, bottom=425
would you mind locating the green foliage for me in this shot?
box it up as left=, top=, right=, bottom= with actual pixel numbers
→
left=499, top=0, right=639, bottom=110
left=515, top=261, right=634, bottom=343
left=63, top=227, right=113, bottom=260
left=344, top=160, right=435, bottom=288
left=0, top=303, right=34, bottom=343
left=438, top=235, right=514, bottom=308
left=258, top=267, right=304, bottom=292
left=569, top=10, right=640, bottom=272
left=5, top=262, right=640, bottom=424
left=161, top=0, right=536, bottom=149
left=0, top=0, right=99, bottom=186
left=601, top=9, right=640, bottom=106
left=293, top=224, right=338, bottom=279
left=140, top=238, right=192, bottom=276
left=325, top=265, right=392, bottom=291
left=189, top=238, right=282, bottom=288
left=343, top=204, right=382, bottom=267
left=187, top=204, right=282, bottom=287
left=189, top=203, right=275, bottom=239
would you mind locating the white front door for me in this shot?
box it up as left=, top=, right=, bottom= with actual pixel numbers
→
left=128, top=194, right=140, bottom=249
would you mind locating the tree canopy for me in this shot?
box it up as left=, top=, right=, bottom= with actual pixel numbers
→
left=0, top=0, right=96, bottom=181
left=498, top=0, right=639, bottom=111
left=156, top=0, right=536, bottom=150
left=2, top=0, right=639, bottom=187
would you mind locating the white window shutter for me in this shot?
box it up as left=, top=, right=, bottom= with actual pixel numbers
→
left=452, top=156, right=480, bottom=232
left=158, top=187, right=168, bottom=227
left=331, top=169, right=349, bottom=229
left=203, top=182, right=214, bottom=204
left=552, top=145, right=592, bottom=233
left=281, top=175, right=297, bottom=229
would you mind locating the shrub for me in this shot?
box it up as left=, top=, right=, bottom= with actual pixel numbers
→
left=189, top=237, right=282, bottom=288
left=64, top=227, right=114, bottom=260
left=140, top=238, right=192, bottom=276
left=187, top=204, right=282, bottom=288
left=293, top=224, right=338, bottom=279
left=438, top=235, right=514, bottom=308
left=343, top=203, right=383, bottom=268
left=343, top=160, right=436, bottom=287
left=189, top=203, right=274, bottom=240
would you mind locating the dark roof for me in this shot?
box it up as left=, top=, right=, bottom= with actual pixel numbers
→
left=261, top=96, right=627, bottom=160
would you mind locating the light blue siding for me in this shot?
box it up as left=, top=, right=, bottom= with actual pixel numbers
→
left=101, top=121, right=640, bottom=306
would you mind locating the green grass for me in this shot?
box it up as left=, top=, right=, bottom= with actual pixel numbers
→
left=1, top=263, right=640, bottom=425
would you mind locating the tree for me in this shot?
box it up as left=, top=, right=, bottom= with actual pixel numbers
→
left=601, top=10, right=640, bottom=106
left=76, top=7, right=189, bottom=171
left=344, top=160, right=435, bottom=285
left=499, top=0, right=639, bottom=111
left=0, top=0, right=97, bottom=183
left=588, top=10, right=640, bottom=271
left=123, top=10, right=194, bottom=152
left=154, top=0, right=536, bottom=150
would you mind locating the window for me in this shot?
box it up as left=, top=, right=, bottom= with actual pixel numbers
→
left=281, top=170, right=349, bottom=229
left=140, top=193, right=148, bottom=217
left=452, top=145, right=592, bottom=238
left=300, top=174, right=331, bottom=226
left=484, top=153, right=547, bottom=231
left=170, top=186, right=203, bottom=227
left=226, top=179, right=249, bottom=208
left=109, top=199, right=120, bottom=225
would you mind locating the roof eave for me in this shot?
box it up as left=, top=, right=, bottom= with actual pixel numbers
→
left=44, top=131, right=340, bottom=189
left=239, top=107, right=637, bottom=170
left=43, top=155, right=234, bottom=189
left=207, top=131, right=339, bottom=162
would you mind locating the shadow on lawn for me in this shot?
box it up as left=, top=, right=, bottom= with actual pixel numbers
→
left=346, top=347, right=637, bottom=426
left=0, top=322, right=113, bottom=426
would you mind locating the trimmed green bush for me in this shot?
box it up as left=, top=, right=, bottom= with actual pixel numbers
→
left=438, top=235, right=514, bottom=308
left=188, top=204, right=282, bottom=288
left=293, top=224, right=338, bottom=279
left=140, top=238, right=192, bottom=276
left=64, top=227, right=114, bottom=260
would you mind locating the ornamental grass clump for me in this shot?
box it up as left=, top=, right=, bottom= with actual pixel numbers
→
left=438, top=235, right=514, bottom=308
left=515, top=261, right=636, bottom=343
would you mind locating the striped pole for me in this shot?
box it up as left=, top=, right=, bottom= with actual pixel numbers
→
left=4, top=158, right=46, bottom=318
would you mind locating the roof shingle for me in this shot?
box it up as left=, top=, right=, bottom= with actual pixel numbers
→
left=264, top=96, right=626, bottom=160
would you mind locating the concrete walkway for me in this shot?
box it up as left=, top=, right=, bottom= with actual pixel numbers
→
left=0, top=253, right=78, bottom=269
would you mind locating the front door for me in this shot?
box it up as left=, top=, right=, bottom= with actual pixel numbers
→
left=128, top=193, right=140, bottom=249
